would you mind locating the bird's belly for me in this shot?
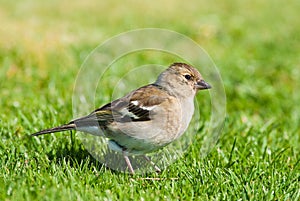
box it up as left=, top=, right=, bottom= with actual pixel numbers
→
left=108, top=137, right=161, bottom=155
left=107, top=122, right=169, bottom=154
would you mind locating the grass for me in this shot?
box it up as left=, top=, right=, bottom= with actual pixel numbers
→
left=1, top=0, right=300, bottom=200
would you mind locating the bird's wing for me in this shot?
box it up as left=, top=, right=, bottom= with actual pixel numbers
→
left=72, top=84, right=170, bottom=128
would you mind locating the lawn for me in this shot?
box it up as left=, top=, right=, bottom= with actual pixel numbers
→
left=1, top=0, right=299, bottom=200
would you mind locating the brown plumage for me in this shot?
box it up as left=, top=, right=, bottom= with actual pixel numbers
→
left=32, top=62, right=211, bottom=174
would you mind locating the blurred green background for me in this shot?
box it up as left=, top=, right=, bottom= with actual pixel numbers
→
left=1, top=0, right=299, bottom=200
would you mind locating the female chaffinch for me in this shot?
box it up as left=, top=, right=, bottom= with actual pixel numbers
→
left=32, top=63, right=211, bottom=174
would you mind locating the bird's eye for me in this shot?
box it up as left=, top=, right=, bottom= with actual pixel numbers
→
left=184, top=74, right=192, bottom=80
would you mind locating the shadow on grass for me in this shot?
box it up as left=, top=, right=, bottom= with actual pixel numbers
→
left=25, top=131, right=109, bottom=173
left=35, top=133, right=130, bottom=176
left=27, top=132, right=167, bottom=177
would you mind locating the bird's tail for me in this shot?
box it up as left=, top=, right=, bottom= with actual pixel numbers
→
left=31, top=123, right=76, bottom=136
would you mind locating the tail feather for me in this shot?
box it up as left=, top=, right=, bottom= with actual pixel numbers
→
left=31, top=123, right=76, bottom=136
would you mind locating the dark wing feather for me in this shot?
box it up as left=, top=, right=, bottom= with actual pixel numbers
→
left=73, top=84, right=169, bottom=127
left=127, top=102, right=150, bottom=121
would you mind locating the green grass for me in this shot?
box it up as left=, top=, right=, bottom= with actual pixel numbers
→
left=1, top=0, right=300, bottom=200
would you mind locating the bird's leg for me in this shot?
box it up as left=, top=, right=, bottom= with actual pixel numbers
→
left=143, top=155, right=161, bottom=173
left=122, top=150, right=135, bottom=174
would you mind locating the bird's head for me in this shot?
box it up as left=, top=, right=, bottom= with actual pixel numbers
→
left=155, top=63, right=211, bottom=98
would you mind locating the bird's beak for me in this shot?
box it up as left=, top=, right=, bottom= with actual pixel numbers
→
left=195, top=80, right=211, bottom=90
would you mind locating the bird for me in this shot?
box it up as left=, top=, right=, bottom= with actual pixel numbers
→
left=31, top=63, right=211, bottom=174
